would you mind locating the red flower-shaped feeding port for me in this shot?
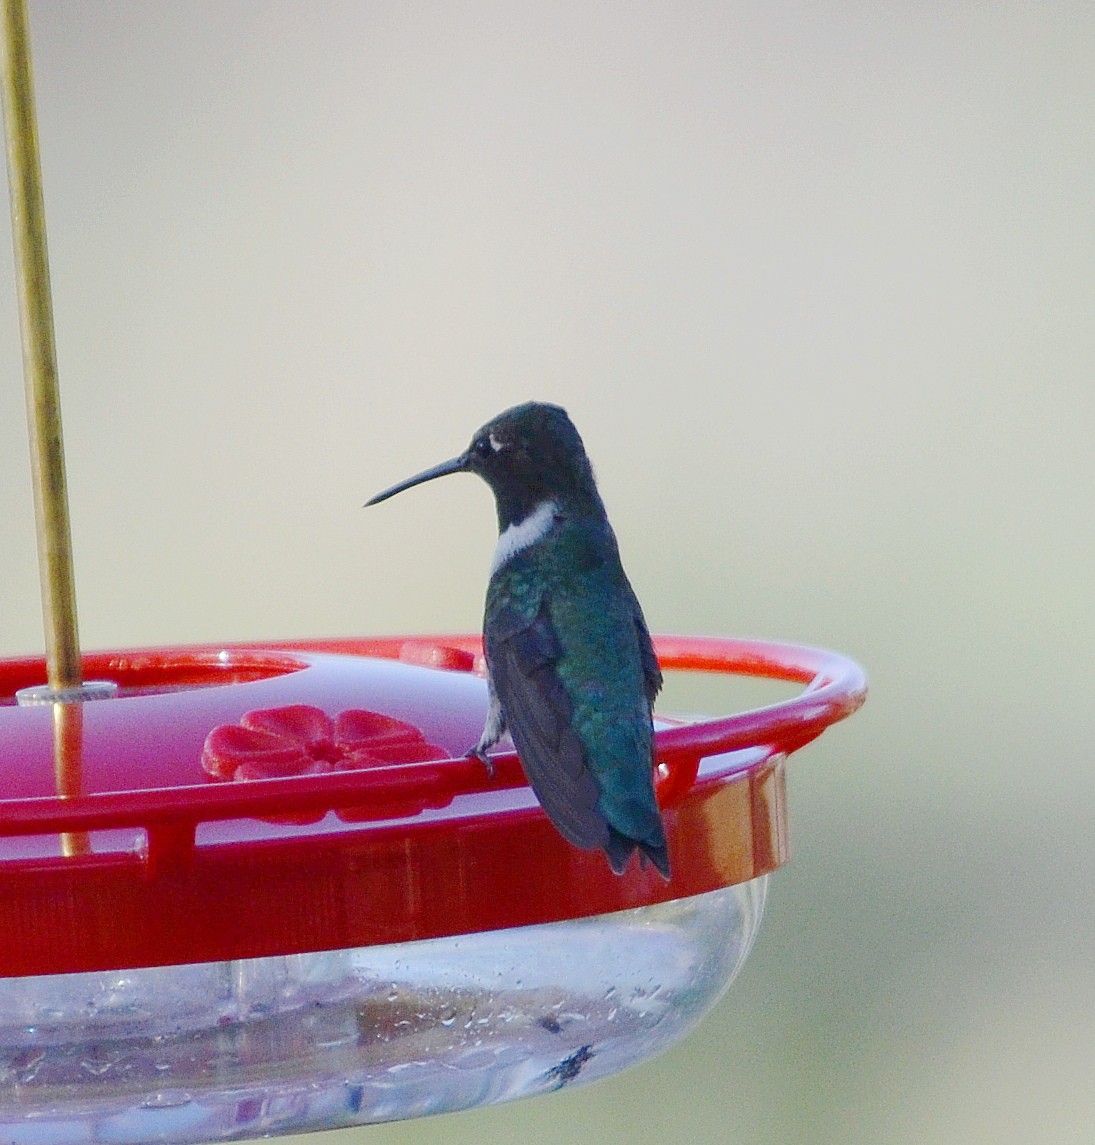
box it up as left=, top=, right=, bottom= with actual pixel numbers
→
left=202, top=704, right=450, bottom=823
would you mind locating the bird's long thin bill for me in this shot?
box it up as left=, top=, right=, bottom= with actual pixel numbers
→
left=364, top=454, right=468, bottom=506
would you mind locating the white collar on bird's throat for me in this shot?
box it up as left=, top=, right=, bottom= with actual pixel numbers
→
left=490, top=500, right=559, bottom=573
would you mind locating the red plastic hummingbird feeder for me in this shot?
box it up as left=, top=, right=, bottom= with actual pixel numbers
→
left=0, top=634, right=864, bottom=1140
left=0, top=3, right=866, bottom=1139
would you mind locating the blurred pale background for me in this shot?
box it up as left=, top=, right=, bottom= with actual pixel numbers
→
left=1, top=3, right=1092, bottom=1142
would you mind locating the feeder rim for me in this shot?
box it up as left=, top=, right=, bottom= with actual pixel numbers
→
left=247, top=631, right=868, bottom=755
left=0, top=634, right=864, bottom=838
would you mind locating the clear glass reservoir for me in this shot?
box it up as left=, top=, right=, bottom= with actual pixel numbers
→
left=0, top=880, right=765, bottom=1142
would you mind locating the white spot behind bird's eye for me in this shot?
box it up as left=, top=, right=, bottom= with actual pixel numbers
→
left=491, top=500, right=558, bottom=573
left=488, top=432, right=504, bottom=452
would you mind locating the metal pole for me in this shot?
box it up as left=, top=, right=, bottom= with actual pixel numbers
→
left=1, top=0, right=82, bottom=691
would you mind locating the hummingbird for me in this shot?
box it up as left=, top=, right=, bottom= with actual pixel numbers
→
left=366, top=402, right=670, bottom=878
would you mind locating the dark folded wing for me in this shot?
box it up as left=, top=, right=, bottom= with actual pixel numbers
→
left=486, top=601, right=608, bottom=852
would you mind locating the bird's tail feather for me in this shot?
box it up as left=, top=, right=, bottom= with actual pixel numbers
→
left=604, top=829, right=671, bottom=881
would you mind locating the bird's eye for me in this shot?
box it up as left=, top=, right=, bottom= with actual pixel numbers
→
left=475, top=433, right=505, bottom=458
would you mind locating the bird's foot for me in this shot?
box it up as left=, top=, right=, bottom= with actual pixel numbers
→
left=466, top=745, right=496, bottom=780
